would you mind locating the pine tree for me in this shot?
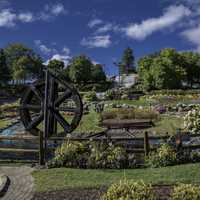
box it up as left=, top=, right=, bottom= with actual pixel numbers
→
left=0, top=49, right=10, bottom=86
left=120, top=47, right=135, bottom=74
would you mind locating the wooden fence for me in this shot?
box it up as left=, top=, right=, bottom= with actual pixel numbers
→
left=0, top=132, right=200, bottom=163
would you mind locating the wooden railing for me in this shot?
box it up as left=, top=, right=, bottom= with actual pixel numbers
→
left=0, top=132, right=200, bottom=163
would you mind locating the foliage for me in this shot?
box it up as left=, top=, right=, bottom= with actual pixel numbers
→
left=68, top=55, right=106, bottom=87
left=170, top=184, right=200, bottom=200
left=119, top=47, right=135, bottom=74
left=48, top=141, right=128, bottom=169
left=101, top=180, right=156, bottom=200
left=145, top=143, right=177, bottom=167
left=184, top=106, right=200, bottom=134
left=88, top=142, right=127, bottom=169
left=4, top=43, right=43, bottom=81
left=138, top=48, right=192, bottom=90
left=148, top=89, right=200, bottom=96
left=180, top=52, right=200, bottom=88
left=48, top=59, right=64, bottom=71
left=91, top=64, right=106, bottom=82
left=83, top=91, right=98, bottom=102
left=0, top=49, right=10, bottom=85
left=101, top=108, right=159, bottom=121
left=48, top=141, right=88, bottom=168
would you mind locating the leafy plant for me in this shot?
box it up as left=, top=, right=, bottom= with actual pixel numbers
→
left=101, top=108, right=159, bottom=121
left=83, top=91, right=98, bottom=102
left=48, top=141, right=129, bottom=169
left=170, top=184, right=200, bottom=200
left=145, top=143, right=177, bottom=168
left=184, top=106, right=200, bottom=134
left=101, top=180, right=156, bottom=200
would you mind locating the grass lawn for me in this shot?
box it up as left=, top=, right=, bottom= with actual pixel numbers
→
left=33, top=163, right=200, bottom=192
left=0, top=119, right=12, bottom=129
left=147, top=116, right=184, bottom=135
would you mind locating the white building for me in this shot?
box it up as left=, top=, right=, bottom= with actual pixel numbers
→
left=113, top=73, right=139, bottom=88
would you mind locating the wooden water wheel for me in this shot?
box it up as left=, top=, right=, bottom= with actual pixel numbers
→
left=19, top=70, right=83, bottom=137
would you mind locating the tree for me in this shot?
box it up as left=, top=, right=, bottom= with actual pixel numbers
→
left=4, top=43, right=43, bottom=81
left=138, top=48, right=186, bottom=90
left=91, top=64, right=106, bottom=82
left=48, top=59, right=65, bottom=71
left=68, top=55, right=92, bottom=84
left=0, top=49, right=10, bottom=86
left=120, top=47, right=135, bottom=74
left=12, top=56, right=28, bottom=84
left=180, top=52, right=200, bottom=88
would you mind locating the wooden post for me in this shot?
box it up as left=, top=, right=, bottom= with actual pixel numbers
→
left=42, top=68, right=50, bottom=165
left=39, top=130, right=45, bottom=165
left=144, top=131, right=150, bottom=156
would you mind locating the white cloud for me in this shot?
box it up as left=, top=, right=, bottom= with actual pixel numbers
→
left=41, top=3, right=66, bottom=20
left=182, top=25, right=200, bottom=52
left=34, top=40, right=57, bottom=55
left=0, top=3, right=66, bottom=28
left=18, top=12, right=34, bottom=22
left=0, top=9, right=17, bottom=27
left=88, top=18, right=103, bottom=28
left=51, top=3, right=66, bottom=15
left=45, top=54, right=71, bottom=66
left=81, top=35, right=111, bottom=48
left=123, top=5, right=191, bottom=40
left=63, top=46, right=70, bottom=54
left=96, top=23, right=113, bottom=33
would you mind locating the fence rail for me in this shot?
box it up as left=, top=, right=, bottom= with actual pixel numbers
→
left=0, top=132, right=200, bottom=163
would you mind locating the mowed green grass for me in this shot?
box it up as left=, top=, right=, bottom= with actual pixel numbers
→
left=0, top=119, right=12, bottom=129
left=33, top=163, right=200, bottom=192
left=147, top=116, right=184, bottom=135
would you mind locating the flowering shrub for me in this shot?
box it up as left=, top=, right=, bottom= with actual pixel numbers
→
left=184, top=106, right=200, bottom=134
left=170, top=184, right=200, bottom=200
left=101, top=180, right=156, bottom=200
left=145, top=143, right=177, bottom=168
left=88, top=142, right=127, bottom=169
left=83, top=91, right=98, bottom=102
left=48, top=141, right=129, bottom=169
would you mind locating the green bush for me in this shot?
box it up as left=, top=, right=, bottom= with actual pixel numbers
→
left=88, top=142, right=127, bottom=169
left=170, top=184, right=200, bottom=200
left=145, top=143, right=177, bottom=168
left=184, top=106, right=200, bottom=134
left=83, top=91, right=98, bottom=102
left=101, top=180, right=156, bottom=200
left=48, top=141, right=129, bottom=169
left=48, top=141, right=89, bottom=168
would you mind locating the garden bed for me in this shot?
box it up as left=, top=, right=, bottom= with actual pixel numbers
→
left=32, top=185, right=172, bottom=200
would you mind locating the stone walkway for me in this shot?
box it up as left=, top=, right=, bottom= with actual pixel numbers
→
left=0, top=166, right=35, bottom=200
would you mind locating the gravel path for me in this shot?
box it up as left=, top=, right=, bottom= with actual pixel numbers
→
left=0, top=166, right=35, bottom=200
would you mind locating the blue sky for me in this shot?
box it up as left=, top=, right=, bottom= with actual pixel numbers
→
left=0, top=0, right=200, bottom=75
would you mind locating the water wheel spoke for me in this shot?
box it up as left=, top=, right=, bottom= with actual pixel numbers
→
left=55, top=107, right=79, bottom=113
left=31, top=86, right=43, bottom=101
left=55, top=90, right=72, bottom=106
left=27, top=113, right=44, bottom=130
left=53, top=111, right=71, bottom=132
left=21, top=104, right=42, bottom=110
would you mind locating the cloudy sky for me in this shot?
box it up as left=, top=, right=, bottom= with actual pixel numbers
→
left=0, top=0, right=200, bottom=75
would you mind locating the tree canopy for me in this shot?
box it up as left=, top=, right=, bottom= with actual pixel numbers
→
left=119, top=47, right=135, bottom=74
left=0, top=49, right=10, bottom=85
left=138, top=48, right=200, bottom=90
left=4, top=43, right=43, bottom=82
